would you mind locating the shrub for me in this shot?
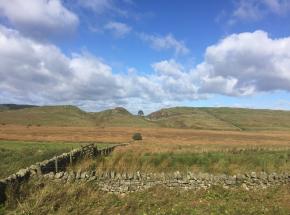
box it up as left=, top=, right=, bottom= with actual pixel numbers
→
left=132, top=133, right=142, bottom=141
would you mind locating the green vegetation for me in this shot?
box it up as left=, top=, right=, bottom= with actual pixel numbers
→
left=202, top=107, right=290, bottom=130
left=0, top=140, right=106, bottom=178
left=0, top=105, right=95, bottom=126
left=1, top=105, right=290, bottom=130
left=92, top=107, right=156, bottom=127
left=87, top=149, right=290, bottom=174
left=6, top=180, right=290, bottom=214
left=148, top=107, right=290, bottom=130
left=148, top=107, right=240, bottom=130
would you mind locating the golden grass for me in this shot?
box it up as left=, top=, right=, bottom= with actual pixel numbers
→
left=1, top=125, right=290, bottom=152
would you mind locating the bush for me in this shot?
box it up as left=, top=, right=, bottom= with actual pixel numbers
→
left=132, top=133, right=142, bottom=141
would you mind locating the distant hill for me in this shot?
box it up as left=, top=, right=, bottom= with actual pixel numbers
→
left=0, top=105, right=95, bottom=126
left=201, top=107, right=290, bottom=131
left=147, top=107, right=239, bottom=130
left=0, top=104, right=38, bottom=111
left=92, top=107, right=156, bottom=127
left=1, top=104, right=290, bottom=130
left=148, top=107, right=290, bottom=131
left=0, top=105, right=156, bottom=127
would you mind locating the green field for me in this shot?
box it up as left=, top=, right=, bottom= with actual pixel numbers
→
left=0, top=140, right=108, bottom=178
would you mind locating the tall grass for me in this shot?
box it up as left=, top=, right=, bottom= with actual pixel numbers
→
left=0, top=140, right=103, bottom=178
left=86, top=149, right=290, bottom=174
left=6, top=179, right=290, bottom=214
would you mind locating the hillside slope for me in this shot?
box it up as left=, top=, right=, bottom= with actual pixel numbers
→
left=0, top=105, right=95, bottom=126
left=148, top=107, right=290, bottom=131
left=92, top=107, right=157, bottom=127
left=202, top=107, right=290, bottom=131
left=1, top=105, right=290, bottom=130
left=147, top=107, right=240, bottom=130
left=0, top=104, right=38, bottom=111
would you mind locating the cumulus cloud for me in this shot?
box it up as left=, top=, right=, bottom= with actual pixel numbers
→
left=152, top=59, right=184, bottom=78
left=139, top=33, right=189, bottom=55
left=2, top=24, right=290, bottom=111
left=0, top=25, right=122, bottom=104
left=0, top=25, right=199, bottom=110
left=197, top=30, right=290, bottom=95
left=104, top=21, right=131, bottom=37
left=0, top=0, right=79, bottom=39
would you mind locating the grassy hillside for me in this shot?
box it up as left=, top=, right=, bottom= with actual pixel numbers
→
left=92, top=107, right=157, bottom=128
left=0, top=104, right=37, bottom=112
left=147, top=107, right=239, bottom=130
left=148, top=107, right=290, bottom=130
left=0, top=105, right=95, bottom=126
left=202, top=107, right=290, bottom=131
left=1, top=105, right=290, bottom=130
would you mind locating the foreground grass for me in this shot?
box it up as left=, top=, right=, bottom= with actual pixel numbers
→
left=86, top=149, right=290, bottom=174
left=0, top=140, right=108, bottom=178
left=4, top=180, right=290, bottom=215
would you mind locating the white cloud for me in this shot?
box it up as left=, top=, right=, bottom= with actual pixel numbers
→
left=2, top=25, right=290, bottom=111
left=139, top=33, right=189, bottom=55
left=264, top=0, right=290, bottom=14
left=77, top=0, right=112, bottom=14
left=0, top=25, right=199, bottom=110
left=152, top=59, right=184, bottom=78
left=104, top=21, right=131, bottom=37
left=197, top=30, right=290, bottom=95
left=230, top=0, right=290, bottom=23
left=0, top=0, right=79, bottom=39
left=77, top=0, right=128, bottom=16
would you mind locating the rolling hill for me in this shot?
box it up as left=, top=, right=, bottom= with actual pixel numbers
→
left=0, top=105, right=155, bottom=127
left=147, top=107, right=240, bottom=130
left=0, top=104, right=38, bottom=111
left=147, top=107, right=290, bottom=131
left=92, top=107, right=156, bottom=127
left=0, top=105, right=95, bottom=126
left=1, top=104, right=290, bottom=130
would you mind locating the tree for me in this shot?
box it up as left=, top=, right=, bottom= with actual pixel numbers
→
left=138, top=110, right=144, bottom=117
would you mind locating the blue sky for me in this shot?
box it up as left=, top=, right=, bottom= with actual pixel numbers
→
left=0, top=0, right=290, bottom=113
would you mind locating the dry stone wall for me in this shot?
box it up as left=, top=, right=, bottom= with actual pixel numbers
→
left=1, top=143, right=290, bottom=204
left=0, top=144, right=118, bottom=204
left=40, top=170, right=290, bottom=192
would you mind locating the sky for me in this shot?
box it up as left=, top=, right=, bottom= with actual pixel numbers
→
left=1, top=0, right=290, bottom=114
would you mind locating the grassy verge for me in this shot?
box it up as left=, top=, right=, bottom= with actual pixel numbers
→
left=6, top=180, right=290, bottom=214
left=0, top=140, right=108, bottom=178
left=86, top=149, right=290, bottom=174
